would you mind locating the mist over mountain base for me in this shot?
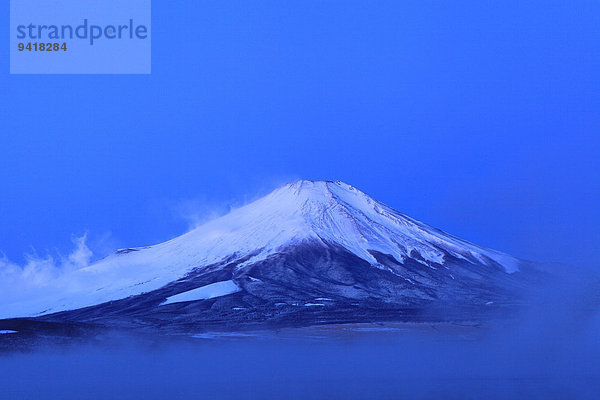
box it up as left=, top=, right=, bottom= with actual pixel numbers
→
left=1, top=319, right=599, bottom=400
left=2, top=266, right=598, bottom=400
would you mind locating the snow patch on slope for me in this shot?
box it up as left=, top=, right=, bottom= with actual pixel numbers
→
left=161, top=281, right=240, bottom=305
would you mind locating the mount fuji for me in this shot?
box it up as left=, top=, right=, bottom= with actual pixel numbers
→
left=0, top=180, right=550, bottom=335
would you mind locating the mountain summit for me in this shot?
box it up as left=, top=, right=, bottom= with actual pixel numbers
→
left=0, top=180, right=543, bottom=332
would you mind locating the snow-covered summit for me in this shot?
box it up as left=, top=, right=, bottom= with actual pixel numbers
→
left=189, top=179, right=518, bottom=269
left=0, top=180, right=520, bottom=318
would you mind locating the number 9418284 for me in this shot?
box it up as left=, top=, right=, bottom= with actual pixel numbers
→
left=18, top=42, right=67, bottom=51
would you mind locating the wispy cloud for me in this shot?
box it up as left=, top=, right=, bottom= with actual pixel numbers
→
left=172, top=197, right=232, bottom=230
left=0, top=233, right=93, bottom=303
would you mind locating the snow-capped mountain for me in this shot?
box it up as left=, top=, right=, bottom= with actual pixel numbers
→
left=0, top=181, right=546, bottom=331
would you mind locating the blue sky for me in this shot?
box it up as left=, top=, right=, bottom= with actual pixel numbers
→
left=1, top=1, right=598, bottom=268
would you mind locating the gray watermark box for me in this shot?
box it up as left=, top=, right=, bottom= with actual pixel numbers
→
left=10, top=0, right=151, bottom=74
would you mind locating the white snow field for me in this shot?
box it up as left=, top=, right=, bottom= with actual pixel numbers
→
left=161, top=281, right=240, bottom=305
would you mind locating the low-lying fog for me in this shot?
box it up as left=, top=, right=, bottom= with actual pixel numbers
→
left=1, top=272, right=599, bottom=399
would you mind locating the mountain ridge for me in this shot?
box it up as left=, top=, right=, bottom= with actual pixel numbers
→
left=0, top=180, right=535, bottom=330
